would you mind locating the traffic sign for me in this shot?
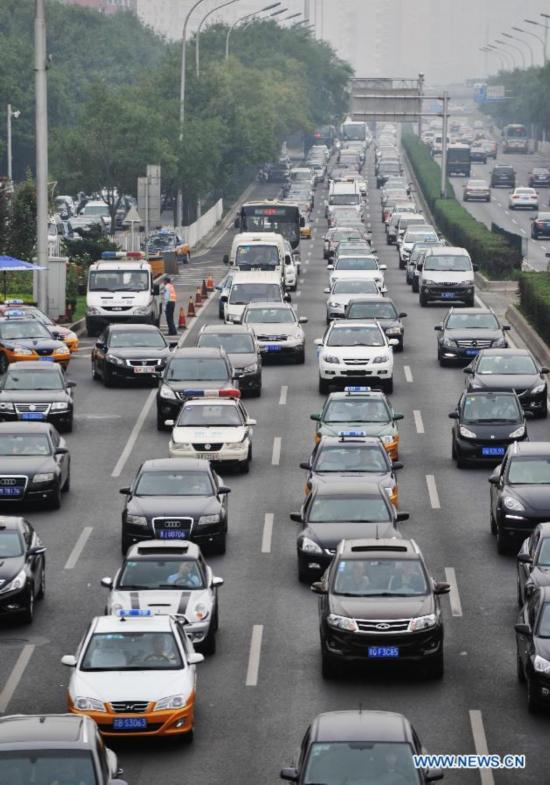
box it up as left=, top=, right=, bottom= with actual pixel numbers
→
left=123, top=205, right=141, bottom=225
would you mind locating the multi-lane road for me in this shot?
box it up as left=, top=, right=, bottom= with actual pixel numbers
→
left=0, top=150, right=549, bottom=785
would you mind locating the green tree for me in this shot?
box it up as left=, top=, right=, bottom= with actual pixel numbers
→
left=7, top=176, right=36, bottom=261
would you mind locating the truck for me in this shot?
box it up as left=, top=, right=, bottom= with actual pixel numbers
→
left=446, top=144, right=471, bottom=177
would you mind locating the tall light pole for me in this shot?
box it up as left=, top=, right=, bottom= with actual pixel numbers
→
left=495, top=38, right=520, bottom=68
left=524, top=17, right=548, bottom=64
left=196, top=0, right=241, bottom=77
left=225, top=2, right=281, bottom=59
left=304, top=0, right=310, bottom=24
left=512, top=26, right=541, bottom=65
left=35, top=0, right=49, bottom=314
left=486, top=44, right=507, bottom=71
left=282, top=11, right=301, bottom=21
left=481, top=46, right=502, bottom=73
left=6, top=105, right=21, bottom=185
left=503, top=32, right=532, bottom=67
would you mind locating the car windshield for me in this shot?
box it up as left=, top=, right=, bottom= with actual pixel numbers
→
left=348, top=302, right=398, bottom=320
left=177, top=404, right=243, bottom=427
left=315, top=445, right=388, bottom=472
left=333, top=558, right=428, bottom=597
left=308, top=496, right=390, bottom=523
left=82, top=631, right=183, bottom=671
left=404, top=231, right=438, bottom=243
left=327, top=325, right=385, bottom=347
left=0, top=530, right=24, bottom=558
left=330, top=195, right=360, bottom=206
left=166, top=358, right=229, bottom=381
left=198, top=333, right=255, bottom=354
left=0, top=321, right=51, bottom=340
left=476, top=354, right=537, bottom=375
left=537, top=604, right=550, bottom=638
left=423, top=254, right=472, bottom=272
left=537, top=539, right=550, bottom=566
left=245, top=308, right=295, bottom=324
left=333, top=231, right=362, bottom=242
left=0, top=752, right=97, bottom=785
left=303, top=741, right=420, bottom=785
left=3, top=370, right=64, bottom=390
left=336, top=258, right=377, bottom=271
left=508, top=457, right=550, bottom=485
left=332, top=280, right=378, bottom=294
left=229, top=284, right=281, bottom=305
left=89, top=270, right=149, bottom=292
left=109, top=331, right=166, bottom=349
left=118, top=558, right=205, bottom=590
left=134, top=470, right=213, bottom=496
left=446, top=313, right=499, bottom=330
left=462, top=394, right=521, bottom=423
left=324, top=399, right=391, bottom=423
left=235, top=245, right=279, bottom=268
left=468, top=180, right=488, bottom=187
left=0, top=434, right=51, bottom=456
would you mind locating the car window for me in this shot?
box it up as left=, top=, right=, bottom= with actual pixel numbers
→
left=3, top=370, right=64, bottom=390
left=198, top=333, right=255, bottom=353
left=327, top=325, right=385, bottom=347
left=0, top=434, right=51, bottom=455
left=348, top=302, right=398, bottom=320
left=177, top=404, right=243, bottom=427
left=507, top=458, right=550, bottom=485
left=135, top=470, right=214, bottom=496
left=462, top=394, right=521, bottom=423
left=109, top=331, right=166, bottom=349
left=0, top=529, right=24, bottom=557
left=118, top=558, right=205, bottom=590
left=315, top=445, right=388, bottom=472
left=476, top=354, right=537, bottom=375
left=446, top=313, right=499, bottom=330
left=537, top=603, right=550, bottom=637
left=244, top=308, right=295, bottom=324
left=308, top=496, right=390, bottom=522
left=332, top=280, right=378, bottom=294
left=333, top=558, right=428, bottom=596
left=423, top=254, right=472, bottom=272
left=0, top=752, right=98, bottom=785
left=166, top=358, right=230, bottom=381
left=324, top=398, right=391, bottom=423
left=303, top=741, right=420, bottom=785
left=82, top=631, right=183, bottom=671
left=335, top=258, right=377, bottom=270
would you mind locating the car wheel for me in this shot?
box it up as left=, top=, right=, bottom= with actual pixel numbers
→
left=62, top=470, right=70, bottom=493
left=296, top=348, right=306, bottom=364
left=240, top=455, right=250, bottom=474
left=91, top=359, right=100, bottom=380
left=0, top=354, right=8, bottom=375
left=517, top=647, right=526, bottom=682
left=455, top=446, right=467, bottom=469
left=36, top=560, right=46, bottom=600
left=427, top=649, right=444, bottom=679
left=412, top=279, right=419, bottom=293
left=21, top=587, right=34, bottom=625
left=490, top=510, right=497, bottom=535
left=451, top=436, right=457, bottom=460
left=527, top=678, right=540, bottom=713
left=537, top=401, right=548, bottom=419
left=103, top=366, right=114, bottom=388
left=121, top=531, right=131, bottom=555
left=157, top=410, right=168, bottom=431
left=517, top=579, right=523, bottom=608
left=183, top=729, right=194, bottom=744
left=298, top=557, right=310, bottom=583
left=398, top=258, right=405, bottom=270
left=496, top=524, right=509, bottom=555
left=49, top=485, right=62, bottom=510
left=318, top=377, right=330, bottom=395
left=63, top=417, right=73, bottom=434
left=419, top=293, right=428, bottom=307
left=439, top=352, right=449, bottom=368
left=382, top=378, right=393, bottom=394
left=321, top=648, right=339, bottom=679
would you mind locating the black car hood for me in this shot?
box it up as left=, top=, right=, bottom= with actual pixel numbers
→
left=460, top=422, right=522, bottom=439
left=228, top=352, right=258, bottom=370
left=107, top=347, right=171, bottom=360
left=0, top=456, right=58, bottom=475
left=0, top=390, right=70, bottom=404
left=127, top=495, right=221, bottom=519
left=446, top=328, right=502, bottom=342
left=164, top=381, right=232, bottom=393
left=0, top=554, right=24, bottom=587
left=329, top=593, right=433, bottom=620
left=469, top=374, right=539, bottom=392
left=506, top=485, right=550, bottom=513
left=303, top=521, right=398, bottom=548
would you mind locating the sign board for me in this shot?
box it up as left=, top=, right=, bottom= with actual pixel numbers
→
left=123, top=205, right=142, bottom=225
left=486, top=84, right=505, bottom=101
left=351, top=77, right=422, bottom=122
left=137, top=164, right=161, bottom=229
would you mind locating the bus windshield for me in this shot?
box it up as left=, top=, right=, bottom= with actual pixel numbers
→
left=240, top=204, right=301, bottom=249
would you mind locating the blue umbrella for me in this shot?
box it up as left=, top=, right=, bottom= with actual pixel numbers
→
left=0, top=256, right=46, bottom=300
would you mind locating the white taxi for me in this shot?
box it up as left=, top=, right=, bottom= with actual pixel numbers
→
left=167, top=389, right=255, bottom=473
left=327, top=255, right=387, bottom=290
left=62, top=610, right=203, bottom=739
left=508, top=187, right=539, bottom=210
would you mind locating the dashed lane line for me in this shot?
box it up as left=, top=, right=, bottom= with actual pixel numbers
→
left=245, top=625, right=264, bottom=686
left=426, top=474, right=441, bottom=509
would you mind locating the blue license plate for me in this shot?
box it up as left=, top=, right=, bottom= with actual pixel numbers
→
left=481, top=446, right=505, bottom=456
left=368, top=646, right=399, bottom=658
left=0, top=487, right=22, bottom=496
left=112, top=717, right=147, bottom=730
left=39, top=357, right=54, bottom=362
left=264, top=344, right=281, bottom=352
left=159, top=530, right=188, bottom=539
left=465, top=349, right=479, bottom=356
left=21, top=412, right=44, bottom=420
left=441, top=292, right=455, bottom=299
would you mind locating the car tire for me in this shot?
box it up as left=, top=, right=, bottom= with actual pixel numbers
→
left=537, top=401, right=548, bottom=419
left=63, top=417, right=73, bottom=434
left=398, top=258, right=405, bottom=270
left=527, top=678, right=540, bottom=713
left=496, top=524, right=508, bottom=555
left=49, top=485, right=62, bottom=510
left=321, top=648, right=339, bottom=680
left=382, top=378, right=394, bottom=394
left=183, top=729, right=194, bottom=744
left=419, top=293, right=428, bottom=307
left=0, top=354, right=8, bottom=375
left=91, top=359, right=100, bottom=381
left=212, top=533, right=226, bottom=555
left=517, top=579, right=523, bottom=608
left=240, top=456, right=250, bottom=475
left=412, top=280, right=419, bottom=294
left=427, top=649, right=444, bottom=679
left=298, top=558, right=310, bottom=583
left=396, top=339, right=404, bottom=352
left=490, top=510, right=497, bottom=535
left=21, top=587, right=34, bottom=625
left=36, top=560, right=46, bottom=600
left=517, top=647, right=526, bottom=682
left=451, top=436, right=457, bottom=460
left=465, top=297, right=475, bottom=307
left=157, top=410, right=168, bottom=431
left=103, top=366, right=114, bottom=388
left=296, top=348, right=306, bottom=364
left=62, top=470, right=70, bottom=493
left=318, top=377, right=330, bottom=395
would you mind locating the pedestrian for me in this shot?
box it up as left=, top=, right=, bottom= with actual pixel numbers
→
left=162, top=275, right=177, bottom=335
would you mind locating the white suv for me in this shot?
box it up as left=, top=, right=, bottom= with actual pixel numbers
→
left=315, top=321, right=398, bottom=395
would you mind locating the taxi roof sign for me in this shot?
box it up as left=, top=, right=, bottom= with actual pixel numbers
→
left=338, top=430, right=367, bottom=438
left=116, top=609, right=153, bottom=618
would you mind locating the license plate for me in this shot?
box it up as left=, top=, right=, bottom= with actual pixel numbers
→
left=112, top=717, right=148, bottom=730
left=264, top=344, right=281, bottom=352
left=39, top=357, right=54, bottom=362
left=21, top=412, right=44, bottom=420
left=196, top=453, right=221, bottom=460
left=368, top=646, right=399, bottom=658
left=441, top=292, right=455, bottom=299
left=159, top=529, right=188, bottom=539
left=465, top=349, right=479, bottom=356
left=481, top=446, right=505, bottom=456
left=0, top=487, right=22, bottom=496
left=133, top=366, right=156, bottom=374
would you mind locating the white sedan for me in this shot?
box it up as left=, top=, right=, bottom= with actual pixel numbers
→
left=508, top=187, right=539, bottom=210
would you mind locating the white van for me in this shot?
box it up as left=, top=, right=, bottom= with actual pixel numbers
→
left=86, top=252, right=160, bottom=336
left=418, top=247, right=476, bottom=307
left=325, top=182, right=362, bottom=218
left=224, top=271, right=290, bottom=324
left=225, top=232, right=298, bottom=290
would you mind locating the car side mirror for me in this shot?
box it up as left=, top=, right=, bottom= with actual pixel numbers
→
left=101, top=577, right=113, bottom=588
left=55, top=447, right=69, bottom=455
left=284, top=293, right=292, bottom=303
left=310, top=413, right=321, bottom=421
left=541, top=367, right=550, bottom=374
left=119, top=486, right=131, bottom=495
left=463, top=367, right=473, bottom=374
left=212, top=576, right=224, bottom=587
left=299, top=461, right=311, bottom=470
left=61, top=655, right=77, bottom=667
left=280, top=768, right=299, bottom=782
left=323, top=287, right=331, bottom=294
left=111, top=780, right=129, bottom=785
left=514, top=623, right=531, bottom=636
left=290, top=512, right=303, bottom=522
left=434, top=581, right=451, bottom=595
left=218, top=485, right=231, bottom=494
left=298, top=316, right=308, bottom=324
left=396, top=511, right=410, bottom=522
left=388, top=338, right=399, bottom=347
left=473, top=264, right=479, bottom=272
left=517, top=553, right=533, bottom=564
left=310, top=581, right=327, bottom=595
left=392, top=413, right=404, bottom=421
left=66, top=380, right=77, bottom=388
left=95, top=341, right=106, bottom=350
left=417, top=263, right=423, bottom=271
left=392, top=461, right=403, bottom=470
left=488, top=471, right=500, bottom=485
left=524, top=411, right=535, bottom=419
left=223, top=254, right=229, bottom=265
left=313, top=338, right=323, bottom=346
left=327, top=264, right=334, bottom=270
left=233, top=217, right=240, bottom=229
left=503, top=325, right=511, bottom=331
left=164, top=419, right=175, bottom=427
left=399, top=312, right=407, bottom=318
left=215, top=285, right=222, bottom=291
left=448, top=411, right=459, bottom=419
left=379, top=264, right=387, bottom=271
left=434, top=325, right=442, bottom=331
left=28, top=545, right=47, bottom=556
left=188, top=653, right=205, bottom=665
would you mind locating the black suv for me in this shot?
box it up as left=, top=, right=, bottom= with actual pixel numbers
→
left=515, top=586, right=550, bottom=712
left=435, top=307, right=509, bottom=366
left=0, top=361, right=76, bottom=432
left=517, top=522, right=550, bottom=606
left=450, top=390, right=527, bottom=468
left=312, top=538, right=449, bottom=679
left=490, top=442, right=550, bottom=554
left=491, top=164, right=515, bottom=188
left=0, top=714, right=127, bottom=784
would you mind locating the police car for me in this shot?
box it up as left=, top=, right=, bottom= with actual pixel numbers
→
left=0, top=300, right=79, bottom=353
left=166, top=389, right=255, bottom=473
left=101, top=541, right=223, bottom=654
left=310, top=387, right=403, bottom=459
left=0, top=311, right=71, bottom=374
left=62, top=610, right=203, bottom=739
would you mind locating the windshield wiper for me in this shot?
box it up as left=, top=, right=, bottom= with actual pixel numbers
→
left=118, top=584, right=151, bottom=590
left=474, top=418, right=516, bottom=423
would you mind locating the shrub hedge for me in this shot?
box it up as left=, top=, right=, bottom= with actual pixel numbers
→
left=518, top=272, right=550, bottom=346
left=402, top=130, right=522, bottom=279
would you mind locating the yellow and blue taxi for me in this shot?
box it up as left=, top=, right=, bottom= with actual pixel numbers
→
left=0, top=311, right=71, bottom=372
left=0, top=301, right=79, bottom=353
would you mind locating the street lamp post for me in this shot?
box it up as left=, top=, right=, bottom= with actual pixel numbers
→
left=196, top=0, right=241, bottom=77
left=495, top=39, right=520, bottom=68
left=512, top=26, right=540, bottom=65
left=524, top=17, right=548, bottom=64
left=282, top=11, right=301, bottom=21
left=34, top=0, right=49, bottom=314
left=503, top=32, right=533, bottom=67
left=225, top=2, right=281, bottom=59
left=6, top=104, right=21, bottom=185
left=489, top=44, right=513, bottom=70
left=417, top=72, right=424, bottom=138
left=486, top=44, right=507, bottom=71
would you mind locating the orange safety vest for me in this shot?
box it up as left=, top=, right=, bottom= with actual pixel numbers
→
left=165, top=283, right=177, bottom=302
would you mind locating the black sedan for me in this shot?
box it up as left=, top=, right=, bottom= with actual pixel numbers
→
left=490, top=441, right=550, bottom=554
left=464, top=349, right=548, bottom=418
left=197, top=324, right=262, bottom=396
left=450, top=391, right=527, bottom=468
left=120, top=458, right=230, bottom=555
left=311, top=538, right=449, bottom=679
left=517, top=523, right=550, bottom=607
left=0, top=362, right=75, bottom=432
left=531, top=212, right=550, bottom=239
left=435, top=308, right=510, bottom=366
left=91, top=323, right=174, bottom=387
left=0, top=422, right=70, bottom=509
left=344, top=296, right=406, bottom=351
left=0, top=516, right=46, bottom=623
left=291, top=480, right=408, bottom=582
left=516, top=586, right=550, bottom=712
left=528, top=168, right=550, bottom=188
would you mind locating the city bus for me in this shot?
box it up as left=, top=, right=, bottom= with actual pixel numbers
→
left=341, top=120, right=368, bottom=142
left=235, top=201, right=303, bottom=250
left=502, top=124, right=529, bottom=154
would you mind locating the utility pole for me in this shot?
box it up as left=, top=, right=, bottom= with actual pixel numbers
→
left=440, top=92, right=449, bottom=199
left=304, top=0, right=310, bottom=24
left=417, top=73, right=424, bottom=138
left=6, top=105, right=21, bottom=185
left=35, top=0, right=49, bottom=314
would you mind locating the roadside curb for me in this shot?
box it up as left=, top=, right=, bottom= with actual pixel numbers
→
left=474, top=271, right=519, bottom=293
left=505, top=304, right=550, bottom=368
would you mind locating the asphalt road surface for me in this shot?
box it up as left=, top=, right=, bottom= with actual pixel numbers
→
left=0, top=152, right=548, bottom=785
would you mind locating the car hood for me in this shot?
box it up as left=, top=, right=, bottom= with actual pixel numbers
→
left=249, top=324, right=303, bottom=339
left=0, top=554, right=25, bottom=587
left=108, top=588, right=211, bottom=618
left=319, top=422, right=394, bottom=438
left=446, top=329, right=503, bottom=342
left=127, top=495, right=221, bottom=518
left=303, top=521, right=399, bottom=548
left=506, top=485, right=550, bottom=513
left=329, top=593, right=433, bottom=620
left=171, top=426, right=247, bottom=444
left=71, top=669, right=194, bottom=704
left=528, top=567, right=550, bottom=588
left=227, top=352, right=258, bottom=370
left=106, top=347, right=171, bottom=360
left=164, top=381, right=232, bottom=393
left=0, top=390, right=70, bottom=403
left=0, top=456, right=58, bottom=474
left=469, top=374, right=539, bottom=392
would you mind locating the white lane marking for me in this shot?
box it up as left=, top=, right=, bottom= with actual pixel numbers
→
left=504, top=210, right=510, bottom=216
left=261, top=513, right=274, bottom=553
left=445, top=567, right=463, bottom=617
left=279, top=385, right=288, bottom=405
left=413, top=410, right=424, bottom=434
left=511, top=218, right=518, bottom=225
left=520, top=228, right=527, bottom=235
left=496, top=202, right=502, bottom=207
left=469, top=710, right=495, bottom=785
left=0, top=645, right=35, bottom=712
left=80, top=414, right=122, bottom=420
left=271, top=436, right=282, bottom=465
left=403, top=365, right=413, bottom=383
left=64, top=526, right=94, bottom=570
left=305, top=259, right=310, bottom=265
left=426, top=474, right=441, bottom=509
left=111, top=389, right=156, bottom=478
left=541, top=245, right=547, bottom=251
left=245, top=625, right=264, bottom=686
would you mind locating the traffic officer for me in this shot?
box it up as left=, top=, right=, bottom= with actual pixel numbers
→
left=162, top=275, right=177, bottom=335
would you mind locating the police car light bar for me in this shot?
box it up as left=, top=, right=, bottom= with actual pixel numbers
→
left=338, top=430, right=367, bottom=438
left=127, top=251, right=145, bottom=259
left=182, top=388, right=241, bottom=399
left=4, top=310, right=26, bottom=318
left=344, top=386, right=371, bottom=394
left=101, top=251, right=126, bottom=260
left=4, top=299, right=24, bottom=305
left=116, top=609, right=153, bottom=618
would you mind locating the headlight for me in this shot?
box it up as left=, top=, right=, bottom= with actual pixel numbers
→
left=408, top=614, right=437, bottom=632
left=126, top=514, right=147, bottom=526
left=372, top=354, right=389, bottom=364
left=133, top=306, right=151, bottom=315
left=198, top=514, right=220, bottom=525
left=160, top=384, right=177, bottom=399
left=51, top=402, right=69, bottom=411
left=531, top=383, right=546, bottom=395
left=241, top=363, right=258, bottom=373
left=533, top=655, right=550, bottom=674
left=74, top=696, right=106, bottom=712
left=154, top=694, right=187, bottom=711
left=33, top=472, right=55, bottom=483
left=492, top=338, right=507, bottom=348
left=55, top=346, right=70, bottom=356
left=441, top=337, right=456, bottom=348
left=328, top=301, right=341, bottom=308
left=322, top=354, right=340, bottom=364
left=170, top=441, right=192, bottom=450
left=191, top=602, right=209, bottom=621
left=300, top=536, right=322, bottom=553
left=504, top=496, right=525, bottom=512
left=13, top=346, right=33, bottom=356
left=106, top=354, right=124, bottom=366
left=381, top=434, right=397, bottom=445
left=0, top=402, right=14, bottom=411
left=87, top=307, right=100, bottom=315
left=422, top=279, right=436, bottom=287
left=385, top=327, right=402, bottom=335
left=0, top=567, right=26, bottom=595
left=468, top=380, right=482, bottom=389
left=459, top=425, right=476, bottom=439
left=225, top=438, right=247, bottom=449
left=509, top=426, right=525, bottom=439
left=327, top=614, right=359, bottom=632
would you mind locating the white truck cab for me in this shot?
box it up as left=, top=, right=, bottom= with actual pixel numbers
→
left=86, top=251, right=160, bottom=336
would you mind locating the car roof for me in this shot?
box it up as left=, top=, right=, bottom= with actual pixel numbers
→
left=327, top=390, right=388, bottom=401
left=127, top=540, right=201, bottom=559
left=509, top=441, right=550, bottom=455
left=171, top=347, right=227, bottom=358
left=312, top=479, right=385, bottom=496
left=7, top=361, right=63, bottom=372
left=0, top=516, right=25, bottom=530
left=347, top=295, right=389, bottom=304
left=244, top=301, right=292, bottom=309
left=0, top=714, right=92, bottom=747
left=0, top=421, right=53, bottom=433
left=311, top=710, right=413, bottom=744
left=107, top=323, right=162, bottom=333
left=475, top=348, right=532, bottom=357
left=318, top=435, right=386, bottom=447
left=182, top=397, right=238, bottom=408
left=141, top=457, right=210, bottom=471
left=199, top=324, right=255, bottom=335
left=446, top=307, right=493, bottom=316
left=92, top=613, right=173, bottom=634
left=338, top=538, right=419, bottom=558
left=425, top=246, right=468, bottom=255
left=330, top=321, right=384, bottom=330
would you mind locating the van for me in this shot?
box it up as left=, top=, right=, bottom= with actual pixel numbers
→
left=86, top=251, right=160, bottom=336
left=417, top=246, right=477, bottom=307
left=325, top=182, right=362, bottom=219
left=224, top=232, right=297, bottom=289
left=224, top=271, right=290, bottom=324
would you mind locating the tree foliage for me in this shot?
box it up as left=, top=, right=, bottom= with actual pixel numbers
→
left=481, top=65, right=550, bottom=135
